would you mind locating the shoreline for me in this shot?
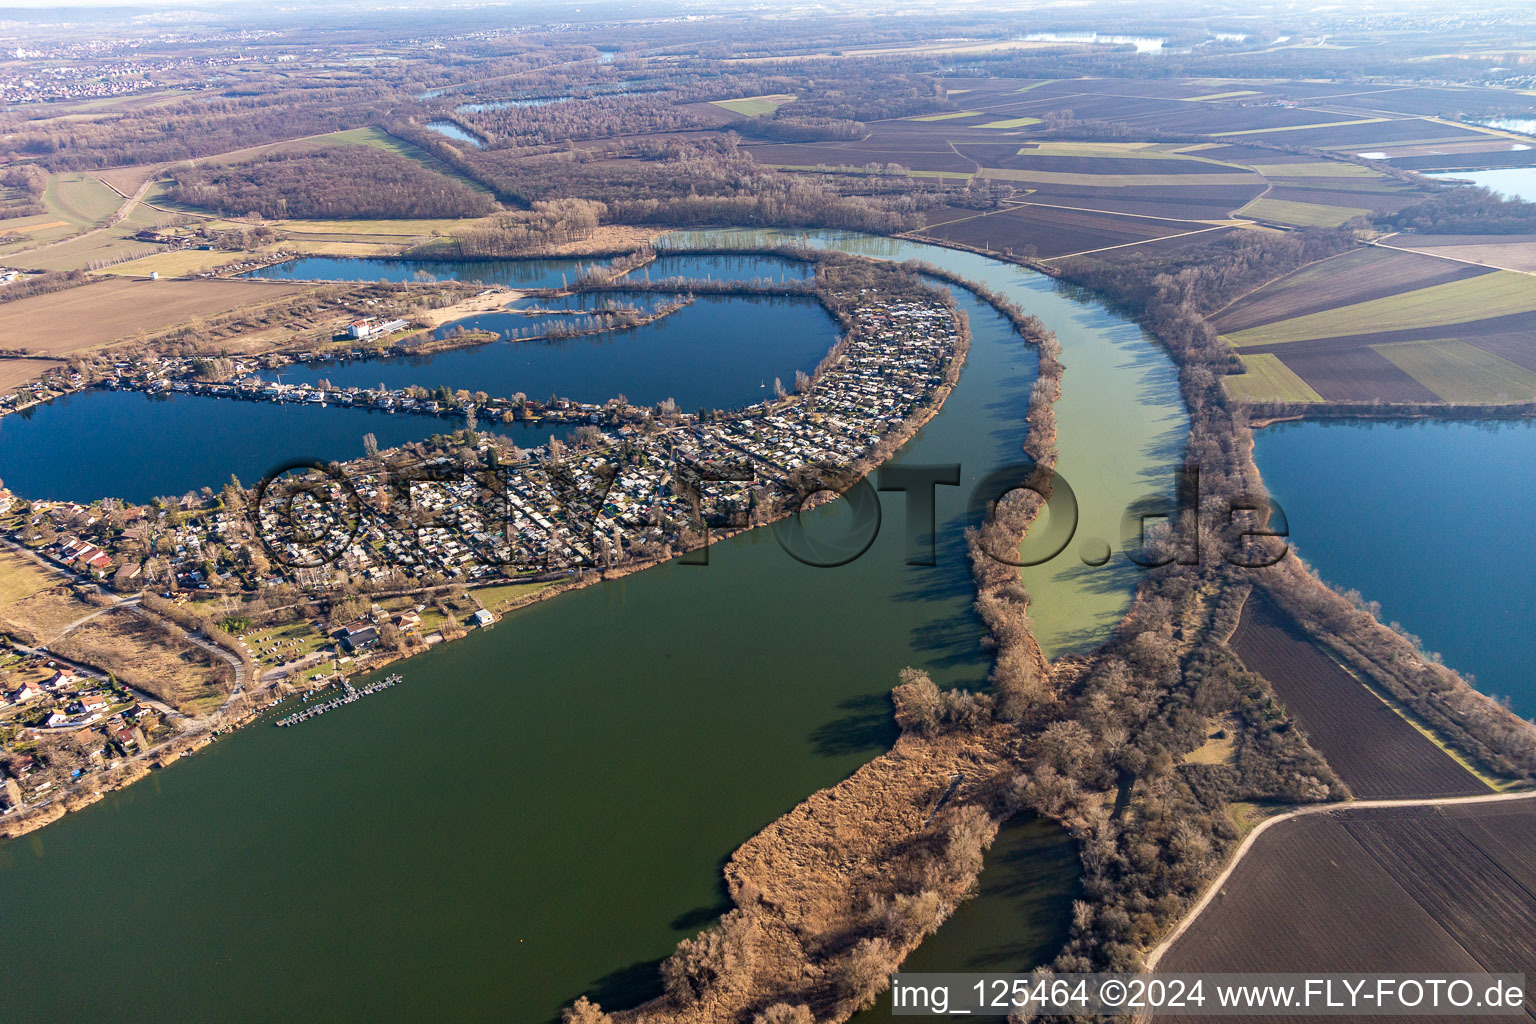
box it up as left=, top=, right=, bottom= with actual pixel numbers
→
left=0, top=252, right=972, bottom=841
left=416, top=285, right=523, bottom=326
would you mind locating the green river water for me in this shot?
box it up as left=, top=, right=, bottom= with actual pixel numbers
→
left=0, top=231, right=1185, bottom=1022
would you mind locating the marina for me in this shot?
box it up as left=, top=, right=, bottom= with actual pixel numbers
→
left=275, top=675, right=404, bottom=727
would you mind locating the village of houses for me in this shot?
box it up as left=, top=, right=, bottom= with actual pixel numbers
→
left=0, top=279, right=964, bottom=828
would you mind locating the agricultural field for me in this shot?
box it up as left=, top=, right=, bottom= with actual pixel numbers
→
left=710, top=94, right=796, bottom=117
left=1160, top=801, right=1536, bottom=1021
left=0, top=358, right=62, bottom=390
left=1212, top=248, right=1485, bottom=336
left=100, top=247, right=270, bottom=278
left=1237, top=196, right=1368, bottom=227
left=1225, top=353, right=1323, bottom=404
left=1386, top=234, right=1536, bottom=273
left=907, top=110, right=985, bottom=121
left=42, top=173, right=122, bottom=228
left=1228, top=592, right=1487, bottom=799
left=0, top=277, right=305, bottom=355
left=1226, top=270, right=1536, bottom=344
left=1219, top=252, right=1536, bottom=404
left=7, top=229, right=162, bottom=272
left=913, top=203, right=1208, bottom=259
left=1374, top=339, right=1536, bottom=403
left=0, top=172, right=129, bottom=257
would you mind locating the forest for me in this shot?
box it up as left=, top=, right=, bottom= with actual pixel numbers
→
left=390, top=126, right=942, bottom=235
left=1372, top=186, right=1536, bottom=235
left=165, top=146, right=497, bottom=220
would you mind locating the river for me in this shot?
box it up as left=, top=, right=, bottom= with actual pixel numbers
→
left=0, top=233, right=1186, bottom=1022
left=1254, top=418, right=1536, bottom=717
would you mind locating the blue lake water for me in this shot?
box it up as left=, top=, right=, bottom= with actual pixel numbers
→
left=625, top=252, right=812, bottom=284
left=424, top=120, right=485, bottom=147
left=457, top=95, right=573, bottom=113
left=1424, top=167, right=1536, bottom=202
left=0, top=390, right=560, bottom=504
left=1254, top=418, right=1536, bottom=716
left=258, top=293, right=838, bottom=410
left=244, top=256, right=614, bottom=289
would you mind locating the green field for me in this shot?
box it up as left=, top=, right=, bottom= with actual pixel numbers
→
left=1267, top=177, right=1411, bottom=194
left=1374, top=338, right=1536, bottom=402
left=102, top=247, right=260, bottom=278
left=984, top=167, right=1258, bottom=187
left=1183, top=90, right=1260, bottom=101
left=1226, top=270, right=1536, bottom=347
left=44, top=173, right=122, bottom=227
left=976, top=116, right=1042, bottom=129
left=1219, top=117, right=1391, bottom=136
left=10, top=231, right=157, bottom=272
left=0, top=549, right=57, bottom=609
left=276, top=215, right=490, bottom=236
left=1247, top=162, right=1382, bottom=178
left=1239, top=197, right=1370, bottom=228
left=908, top=110, right=983, bottom=121
left=1014, top=141, right=1247, bottom=169
left=1225, top=353, right=1324, bottom=403
left=710, top=93, right=796, bottom=117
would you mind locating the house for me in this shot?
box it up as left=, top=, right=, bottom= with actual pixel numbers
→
left=45, top=669, right=81, bottom=691
left=339, top=624, right=379, bottom=653
left=8, top=682, right=42, bottom=705
left=470, top=609, right=495, bottom=627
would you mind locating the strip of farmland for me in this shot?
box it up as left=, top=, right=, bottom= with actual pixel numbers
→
left=1159, top=801, right=1536, bottom=1023
left=1223, top=270, right=1536, bottom=347
left=911, top=204, right=1208, bottom=258
left=1228, top=592, right=1487, bottom=799
left=0, top=277, right=306, bottom=354
left=1212, top=248, right=1492, bottom=336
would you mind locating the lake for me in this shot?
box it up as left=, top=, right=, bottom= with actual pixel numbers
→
left=624, top=252, right=812, bottom=285
left=0, top=390, right=560, bottom=503
left=0, top=232, right=1187, bottom=1022
left=456, top=95, right=572, bottom=112
left=1475, top=117, right=1536, bottom=136
left=424, top=120, right=485, bottom=147
left=1424, top=167, right=1536, bottom=202
left=1022, top=31, right=1167, bottom=53
left=255, top=292, right=838, bottom=411
left=243, top=255, right=617, bottom=289
left=1254, top=418, right=1536, bottom=717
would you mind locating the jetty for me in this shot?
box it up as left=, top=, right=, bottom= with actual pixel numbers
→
left=275, top=673, right=402, bottom=727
